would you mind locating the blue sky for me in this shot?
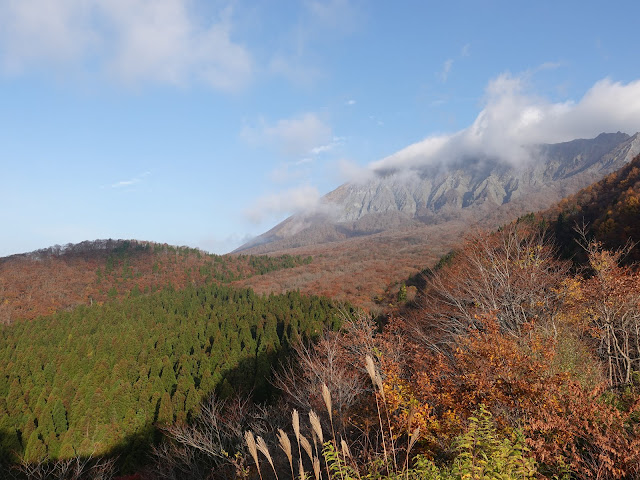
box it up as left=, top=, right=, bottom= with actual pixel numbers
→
left=1, top=0, right=640, bottom=256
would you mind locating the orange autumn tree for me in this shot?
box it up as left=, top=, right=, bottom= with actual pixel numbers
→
left=381, top=224, right=640, bottom=479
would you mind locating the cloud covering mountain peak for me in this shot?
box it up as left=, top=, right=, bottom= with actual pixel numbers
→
left=368, top=74, right=640, bottom=176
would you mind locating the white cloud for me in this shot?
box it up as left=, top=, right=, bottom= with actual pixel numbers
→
left=461, top=43, right=471, bottom=57
left=369, top=74, right=640, bottom=174
left=242, top=112, right=333, bottom=157
left=110, top=171, right=150, bottom=189
left=112, top=179, right=138, bottom=188
left=0, top=1, right=252, bottom=90
left=346, top=99, right=356, bottom=106
left=244, top=185, right=321, bottom=223
left=439, top=59, right=453, bottom=82
left=269, top=159, right=314, bottom=183
left=337, top=158, right=375, bottom=184
left=309, top=136, right=345, bottom=155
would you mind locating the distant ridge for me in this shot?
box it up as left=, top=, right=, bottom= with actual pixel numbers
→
left=0, top=239, right=312, bottom=323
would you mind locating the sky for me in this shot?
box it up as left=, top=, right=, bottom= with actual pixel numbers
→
left=1, top=0, right=640, bottom=256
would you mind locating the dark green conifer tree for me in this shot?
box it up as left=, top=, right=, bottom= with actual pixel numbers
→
left=157, top=392, right=173, bottom=425
left=52, top=399, right=68, bottom=435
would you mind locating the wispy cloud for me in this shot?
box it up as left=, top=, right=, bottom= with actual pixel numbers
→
left=198, top=232, right=254, bottom=254
left=269, top=160, right=314, bottom=183
left=439, top=59, right=453, bottom=82
left=244, top=185, right=321, bottom=223
left=0, top=1, right=252, bottom=90
left=268, top=136, right=344, bottom=183
left=346, top=99, right=356, bottom=106
left=368, top=115, right=384, bottom=126
left=310, top=136, right=345, bottom=155
left=241, top=112, right=333, bottom=157
left=368, top=73, right=640, bottom=174
left=305, top=0, right=360, bottom=33
left=461, top=43, right=471, bottom=57
left=110, top=171, right=150, bottom=189
left=268, top=0, right=360, bottom=87
left=111, top=180, right=138, bottom=189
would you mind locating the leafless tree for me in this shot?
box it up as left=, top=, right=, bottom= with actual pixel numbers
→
left=412, top=224, right=570, bottom=354
left=578, top=238, right=640, bottom=387
left=272, top=313, right=381, bottom=434
left=13, top=454, right=116, bottom=480
left=151, top=394, right=274, bottom=480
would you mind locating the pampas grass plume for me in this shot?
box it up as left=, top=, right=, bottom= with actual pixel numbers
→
left=322, top=383, right=332, bottom=421
left=309, top=410, right=324, bottom=444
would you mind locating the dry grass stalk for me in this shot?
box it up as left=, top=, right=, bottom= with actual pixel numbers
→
left=245, top=430, right=263, bottom=480
left=292, top=408, right=304, bottom=478
left=365, top=355, right=377, bottom=387
left=407, top=427, right=420, bottom=454
left=322, top=382, right=339, bottom=457
left=300, top=434, right=313, bottom=462
left=298, top=459, right=305, bottom=480
left=313, top=456, right=321, bottom=480
left=277, top=428, right=294, bottom=480
left=322, top=383, right=332, bottom=421
left=364, top=356, right=391, bottom=476
left=407, top=406, right=415, bottom=431
left=365, top=354, right=385, bottom=397
left=341, top=438, right=362, bottom=480
left=321, top=384, right=343, bottom=480
left=256, top=435, right=279, bottom=480
left=376, top=374, right=384, bottom=399
left=403, top=427, right=421, bottom=479
left=292, top=409, right=301, bottom=442
left=309, top=410, right=324, bottom=444
left=341, top=439, right=352, bottom=459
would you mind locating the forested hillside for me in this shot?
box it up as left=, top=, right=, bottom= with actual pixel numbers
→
left=0, top=239, right=312, bottom=323
left=222, top=224, right=640, bottom=480
left=0, top=282, right=345, bottom=472
left=545, top=153, right=640, bottom=263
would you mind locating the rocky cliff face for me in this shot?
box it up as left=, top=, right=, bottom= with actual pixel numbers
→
left=237, top=132, right=640, bottom=253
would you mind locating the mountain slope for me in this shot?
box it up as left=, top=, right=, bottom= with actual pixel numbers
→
left=239, top=132, right=640, bottom=254
left=544, top=151, right=640, bottom=264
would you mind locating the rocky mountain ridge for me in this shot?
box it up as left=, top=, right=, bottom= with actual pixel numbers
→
left=238, top=132, right=640, bottom=253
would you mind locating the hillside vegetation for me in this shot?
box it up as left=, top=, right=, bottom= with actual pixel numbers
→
left=0, top=239, right=312, bottom=323
left=234, top=224, right=640, bottom=480
left=545, top=153, right=640, bottom=264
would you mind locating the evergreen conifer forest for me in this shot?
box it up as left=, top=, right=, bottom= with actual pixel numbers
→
left=0, top=283, right=345, bottom=475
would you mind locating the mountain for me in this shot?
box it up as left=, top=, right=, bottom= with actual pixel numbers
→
left=238, top=132, right=640, bottom=254
left=232, top=133, right=640, bottom=309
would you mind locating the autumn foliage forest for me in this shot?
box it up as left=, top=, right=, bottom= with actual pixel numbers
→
left=2, top=154, right=640, bottom=479
left=0, top=240, right=312, bottom=323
